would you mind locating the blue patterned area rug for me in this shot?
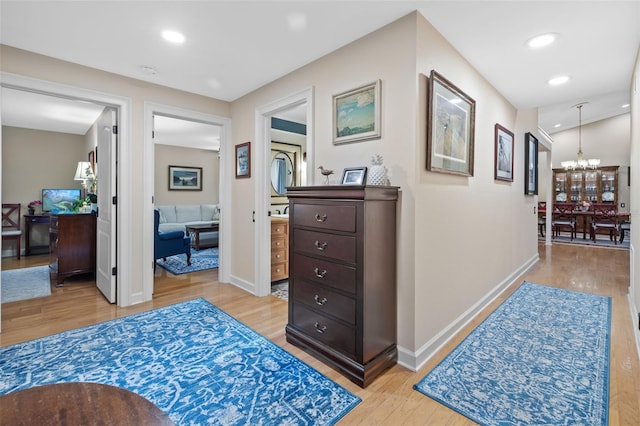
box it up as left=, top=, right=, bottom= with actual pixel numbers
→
left=0, top=298, right=361, bottom=425
left=157, top=247, right=218, bottom=274
left=1, top=265, right=51, bottom=303
left=415, top=282, right=611, bottom=426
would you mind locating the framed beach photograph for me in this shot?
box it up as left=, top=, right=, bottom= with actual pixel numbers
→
left=235, top=142, right=251, bottom=178
left=494, top=123, right=514, bottom=182
left=426, top=70, right=476, bottom=176
left=333, top=80, right=381, bottom=144
left=341, top=167, right=368, bottom=185
left=524, top=132, right=538, bottom=195
left=168, top=165, right=202, bottom=191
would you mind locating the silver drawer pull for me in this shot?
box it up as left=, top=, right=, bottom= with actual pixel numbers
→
left=314, top=295, right=327, bottom=306
left=314, top=240, right=328, bottom=251
left=315, top=213, right=327, bottom=222
left=314, top=268, right=327, bottom=278
left=314, top=322, right=327, bottom=333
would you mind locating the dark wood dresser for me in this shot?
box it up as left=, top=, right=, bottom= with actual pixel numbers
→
left=49, top=213, right=96, bottom=286
left=285, top=185, right=399, bottom=387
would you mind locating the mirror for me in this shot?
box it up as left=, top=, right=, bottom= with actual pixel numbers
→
left=271, top=151, right=294, bottom=195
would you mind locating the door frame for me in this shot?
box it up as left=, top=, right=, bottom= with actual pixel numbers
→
left=0, top=72, right=133, bottom=305
left=143, top=102, right=232, bottom=299
left=254, top=87, right=314, bottom=296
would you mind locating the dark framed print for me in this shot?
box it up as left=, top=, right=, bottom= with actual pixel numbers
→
left=333, top=80, right=381, bottom=144
left=427, top=70, right=476, bottom=176
left=235, top=142, right=251, bottom=178
left=341, top=167, right=368, bottom=185
left=168, top=165, right=202, bottom=191
left=524, top=132, right=539, bottom=195
left=494, top=123, right=514, bottom=182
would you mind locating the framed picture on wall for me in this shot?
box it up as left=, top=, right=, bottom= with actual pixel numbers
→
left=524, top=132, right=538, bottom=195
left=168, top=165, right=202, bottom=191
left=494, top=123, right=514, bottom=182
left=235, top=142, right=251, bottom=178
left=426, top=70, right=475, bottom=176
left=333, top=80, right=381, bottom=144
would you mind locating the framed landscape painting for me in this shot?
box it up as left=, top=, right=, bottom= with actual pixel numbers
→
left=494, top=123, right=514, bottom=182
left=169, top=165, right=202, bottom=191
left=236, top=142, right=251, bottom=178
left=333, top=80, right=381, bottom=144
left=426, top=70, right=476, bottom=176
left=524, top=132, right=538, bottom=195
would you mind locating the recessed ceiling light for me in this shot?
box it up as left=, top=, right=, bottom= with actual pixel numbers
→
left=554, top=123, right=561, bottom=128
left=162, top=30, right=185, bottom=44
left=527, top=33, right=557, bottom=48
left=548, top=75, right=570, bottom=86
left=622, top=103, right=630, bottom=108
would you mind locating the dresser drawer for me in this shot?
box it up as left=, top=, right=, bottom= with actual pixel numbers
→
left=271, top=235, right=287, bottom=251
left=293, top=279, right=356, bottom=324
left=294, top=229, right=356, bottom=263
left=292, top=254, right=356, bottom=294
left=292, top=304, right=355, bottom=356
left=271, top=247, right=287, bottom=263
left=271, top=262, right=288, bottom=281
left=293, top=204, right=356, bottom=232
left=271, top=221, right=288, bottom=236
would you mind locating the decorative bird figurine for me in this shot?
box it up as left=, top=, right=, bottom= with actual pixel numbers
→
left=318, top=166, right=334, bottom=184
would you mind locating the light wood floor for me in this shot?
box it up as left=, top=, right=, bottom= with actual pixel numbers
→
left=2, top=243, right=639, bottom=425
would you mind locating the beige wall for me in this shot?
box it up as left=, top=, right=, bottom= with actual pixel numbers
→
left=1, top=126, right=86, bottom=253
left=229, top=12, right=537, bottom=367
left=154, top=145, right=219, bottom=205
left=0, top=44, right=231, bottom=299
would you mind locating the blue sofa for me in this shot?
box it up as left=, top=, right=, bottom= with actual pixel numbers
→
left=154, top=209, right=191, bottom=267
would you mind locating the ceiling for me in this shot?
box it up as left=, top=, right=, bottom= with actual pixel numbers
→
left=1, top=1, right=638, bottom=140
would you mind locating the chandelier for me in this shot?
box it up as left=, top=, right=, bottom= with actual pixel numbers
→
left=561, top=103, right=600, bottom=170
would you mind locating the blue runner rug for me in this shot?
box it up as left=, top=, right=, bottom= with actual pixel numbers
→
left=157, top=247, right=218, bottom=274
left=0, top=298, right=361, bottom=425
left=414, top=282, right=611, bottom=426
left=1, top=265, right=51, bottom=303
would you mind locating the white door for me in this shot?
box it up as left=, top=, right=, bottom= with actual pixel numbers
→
left=96, top=108, right=117, bottom=302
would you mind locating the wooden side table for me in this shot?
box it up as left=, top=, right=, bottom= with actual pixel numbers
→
left=24, top=214, right=50, bottom=256
left=0, top=382, right=174, bottom=425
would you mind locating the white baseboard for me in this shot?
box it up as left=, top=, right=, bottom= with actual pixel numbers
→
left=228, top=274, right=256, bottom=295
left=397, top=253, right=540, bottom=372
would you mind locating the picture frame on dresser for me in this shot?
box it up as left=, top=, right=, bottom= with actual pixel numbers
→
left=524, top=132, right=538, bottom=195
left=341, top=167, right=368, bottom=185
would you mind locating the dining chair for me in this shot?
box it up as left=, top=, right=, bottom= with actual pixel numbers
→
left=537, top=202, right=547, bottom=237
left=551, top=203, right=576, bottom=240
left=590, top=203, right=618, bottom=244
left=2, top=203, right=23, bottom=259
left=619, top=221, right=631, bottom=243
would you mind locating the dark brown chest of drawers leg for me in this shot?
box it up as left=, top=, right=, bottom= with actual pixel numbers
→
left=285, top=185, right=398, bottom=388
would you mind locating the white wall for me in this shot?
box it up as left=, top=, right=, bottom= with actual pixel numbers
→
left=630, top=47, right=639, bottom=355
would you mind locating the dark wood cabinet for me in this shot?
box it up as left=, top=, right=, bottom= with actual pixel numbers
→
left=49, top=213, right=96, bottom=286
left=285, top=185, right=399, bottom=387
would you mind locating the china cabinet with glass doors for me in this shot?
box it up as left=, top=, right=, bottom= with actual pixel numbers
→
left=552, top=166, right=619, bottom=206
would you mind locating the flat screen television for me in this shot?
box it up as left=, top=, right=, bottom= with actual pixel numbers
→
left=42, top=188, right=81, bottom=213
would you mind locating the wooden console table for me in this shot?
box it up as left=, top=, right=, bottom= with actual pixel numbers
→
left=24, top=214, right=50, bottom=256
left=0, top=382, right=173, bottom=425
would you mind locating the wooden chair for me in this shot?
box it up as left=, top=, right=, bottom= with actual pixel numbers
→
left=2, top=203, right=23, bottom=259
left=590, top=203, right=618, bottom=244
left=619, top=221, right=630, bottom=243
left=551, top=203, right=576, bottom=240
left=538, top=202, right=547, bottom=237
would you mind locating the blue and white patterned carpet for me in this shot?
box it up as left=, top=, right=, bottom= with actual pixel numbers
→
left=0, top=298, right=361, bottom=425
left=415, top=282, right=611, bottom=426
left=157, top=247, right=218, bottom=274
